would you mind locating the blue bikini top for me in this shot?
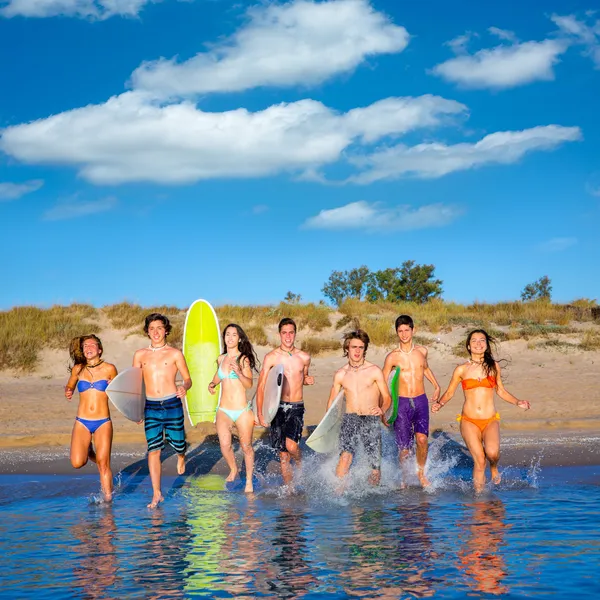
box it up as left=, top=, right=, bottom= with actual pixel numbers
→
left=77, top=379, right=109, bottom=392
left=218, top=356, right=239, bottom=380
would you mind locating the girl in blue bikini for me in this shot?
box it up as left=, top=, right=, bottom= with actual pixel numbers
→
left=208, top=324, right=259, bottom=492
left=65, top=334, right=117, bottom=501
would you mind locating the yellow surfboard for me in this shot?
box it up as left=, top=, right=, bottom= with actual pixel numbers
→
left=183, top=299, right=222, bottom=425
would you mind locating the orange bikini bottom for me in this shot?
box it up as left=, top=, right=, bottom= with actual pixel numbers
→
left=457, top=412, right=500, bottom=433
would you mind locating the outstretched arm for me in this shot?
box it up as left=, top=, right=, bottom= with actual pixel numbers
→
left=422, top=348, right=441, bottom=402
left=431, top=365, right=464, bottom=413
left=495, top=364, right=530, bottom=410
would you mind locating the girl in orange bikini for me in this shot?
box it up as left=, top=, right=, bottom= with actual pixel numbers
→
left=432, top=329, right=531, bottom=493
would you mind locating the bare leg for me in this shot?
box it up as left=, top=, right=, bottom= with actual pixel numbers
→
left=147, top=449, right=164, bottom=508
left=415, top=433, right=430, bottom=488
left=70, top=421, right=93, bottom=469
left=460, top=420, right=486, bottom=494
left=280, top=452, right=293, bottom=486
left=177, top=453, right=185, bottom=475
left=236, top=411, right=255, bottom=493
left=216, top=412, right=238, bottom=482
left=93, top=420, right=113, bottom=501
left=398, top=448, right=410, bottom=488
left=336, top=452, right=353, bottom=494
left=483, top=421, right=501, bottom=484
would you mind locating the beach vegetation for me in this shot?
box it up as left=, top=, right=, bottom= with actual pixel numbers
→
left=301, top=337, right=343, bottom=356
left=521, top=276, right=552, bottom=302
left=580, top=330, right=600, bottom=351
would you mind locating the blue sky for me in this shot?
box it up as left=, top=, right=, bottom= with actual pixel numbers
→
left=1, top=0, right=599, bottom=309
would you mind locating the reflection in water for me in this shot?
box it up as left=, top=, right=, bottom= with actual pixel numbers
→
left=264, top=506, right=318, bottom=599
left=136, top=508, right=192, bottom=599
left=184, top=477, right=230, bottom=595
left=456, top=499, right=509, bottom=596
left=71, top=507, right=118, bottom=599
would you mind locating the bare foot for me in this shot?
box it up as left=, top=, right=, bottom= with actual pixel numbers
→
left=417, top=469, right=430, bottom=488
left=147, top=493, right=164, bottom=509
left=177, top=454, right=185, bottom=476
left=103, top=492, right=113, bottom=503
left=491, top=466, right=501, bottom=485
left=244, top=481, right=254, bottom=493
left=226, top=469, right=238, bottom=483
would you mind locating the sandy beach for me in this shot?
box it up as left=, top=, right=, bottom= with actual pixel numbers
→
left=1, top=323, right=599, bottom=473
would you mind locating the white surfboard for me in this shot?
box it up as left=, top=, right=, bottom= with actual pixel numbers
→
left=252, top=363, right=285, bottom=424
left=306, top=391, right=346, bottom=453
left=106, top=367, right=145, bottom=422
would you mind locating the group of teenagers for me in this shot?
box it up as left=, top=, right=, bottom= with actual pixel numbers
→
left=65, top=312, right=531, bottom=507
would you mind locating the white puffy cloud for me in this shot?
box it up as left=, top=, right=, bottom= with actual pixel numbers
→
left=536, top=237, right=578, bottom=252
left=0, top=0, right=153, bottom=19
left=431, top=38, right=567, bottom=89
left=303, top=200, right=461, bottom=231
left=43, top=195, right=117, bottom=220
left=0, top=179, right=43, bottom=200
left=346, top=125, right=582, bottom=184
left=551, top=13, right=600, bottom=68
left=0, top=92, right=465, bottom=184
left=131, top=0, right=410, bottom=98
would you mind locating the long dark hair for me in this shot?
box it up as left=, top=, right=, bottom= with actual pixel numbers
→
left=465, top=329, right=499, bottom=379
left=69, top=334, right=103, bottom=373
left=221, top=323, right=259, bottom=371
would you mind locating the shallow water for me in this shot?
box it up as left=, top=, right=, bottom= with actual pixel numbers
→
left=1, top=449, right=599, bottom=599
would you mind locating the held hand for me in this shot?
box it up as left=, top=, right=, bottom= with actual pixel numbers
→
left=304, top=376, right=315, bottom=386
left=517, top=400, right=531, bottom=410
left=431, top=401, right=442, bottom=413
left=431, top=389, right=440, bottom=403
left=176, top=385, right=186, bottom=399
left=208, top=382, right=216, bottom=395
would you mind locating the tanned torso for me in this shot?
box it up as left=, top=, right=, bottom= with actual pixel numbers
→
left=387, top=346, right=428, bottom=397
left=265, top=348, right=310, bottom=403
left=134, top=347, right=183, bottom=397
left=337, top=362, right=384, bottom=415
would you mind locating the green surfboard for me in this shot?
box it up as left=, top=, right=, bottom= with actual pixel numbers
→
left=183, top=299, right=222, bottom=425
left=386, top=367, right=400, bottom=425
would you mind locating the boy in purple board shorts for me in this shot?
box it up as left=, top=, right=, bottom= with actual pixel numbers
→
left=383, top=315, right=440, bottom=487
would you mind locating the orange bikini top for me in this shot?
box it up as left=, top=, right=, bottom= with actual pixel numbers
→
left=462, top=375, right=497, bottom=390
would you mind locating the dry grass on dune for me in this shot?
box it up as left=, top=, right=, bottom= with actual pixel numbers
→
left=301, top=337, right=343, bottom=356
left=1, top=299, right=598, bottom=372
left=0, top=304, right=99, bottom=371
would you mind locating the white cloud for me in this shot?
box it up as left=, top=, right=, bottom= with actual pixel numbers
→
left=303, top=201, right=461, bottom=231
left=0, top=92, right=465, bottom=184
left=346, top=125, right=582, bottom=184
left=585, top=171, right=600, bottom=197
left=43, top=195, right=117, bottom=220
left=0, top=0, right=153, bottom=19
left=131, top=0, right=410, bottom=98
left=0, top=179, right=43, bottom=200
left=445, top=32, right=478, bottom=55
left=551, top=13, right=600, bottom=68
left=431, top=39, right=566, bottom=89
left=537, top=237, right=578, bottom=252
left=488, top=26, right=518, bottom=44
left=252, top=204, right=269, bottom=214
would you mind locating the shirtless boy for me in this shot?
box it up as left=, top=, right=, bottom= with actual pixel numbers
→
left=133, top=313, right=192, bottom=508
left=327, top=329, right=391, bottom=488
left=382, top=315, right=440, bottom=487
left=256, top=317, right=314, bottom=486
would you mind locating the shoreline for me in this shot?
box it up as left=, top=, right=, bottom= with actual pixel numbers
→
left=1, top=429, right=599, bottom=475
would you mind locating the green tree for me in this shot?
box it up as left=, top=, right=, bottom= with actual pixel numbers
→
left=322, top=265, right=370, bottom=306
left=521, top=276, right=552, bottom=301
left=366, top=261, right=443, bottom=304
left=284, top=291, right=302, bottom=304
